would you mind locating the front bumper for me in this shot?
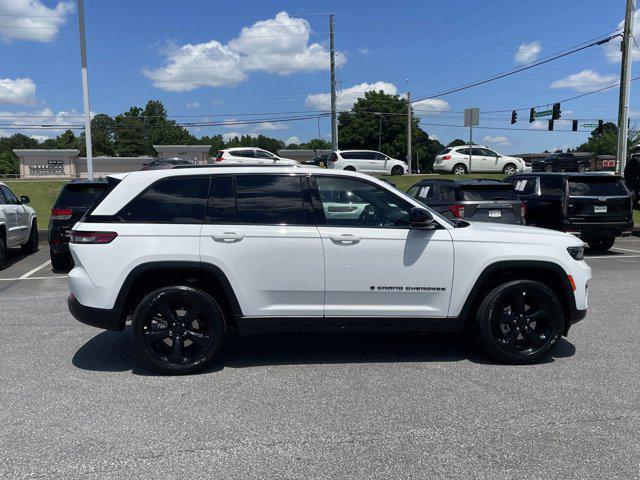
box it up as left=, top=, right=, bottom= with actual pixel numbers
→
left=68, top=293, right=122, bottom=331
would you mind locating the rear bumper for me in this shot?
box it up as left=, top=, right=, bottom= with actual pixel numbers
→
left=68, top=293, right=122, bottom=331
left=563, top=222, right=633, bottom=239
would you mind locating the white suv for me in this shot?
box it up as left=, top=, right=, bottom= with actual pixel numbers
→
left=0, top=182, right=39, bottom=269
left=67, top=167, right=590, bottom=374
left=434, top=145, right=529, bottom=175
left=215, top=147, right=298, bottom=165
left=328, top=150, right=408, bottom=175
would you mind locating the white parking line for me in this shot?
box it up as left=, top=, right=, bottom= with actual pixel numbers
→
left=18, top=260, right=52, bottom=279
left=0, top=275, right=67, bottom=282
left=611, top=247, right=640, bottom=254
left=587, top=254, right=640, bottom=260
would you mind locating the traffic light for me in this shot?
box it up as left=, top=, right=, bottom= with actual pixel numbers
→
left=552, top=102, right=561, bottom=120
left=511, top=110, right=517, bottom=124
left=572, top=120, right=578, bottom=131
left=548, top=119, right=554, bottom=131
left=529, top=108, right=535, bottom=123
left=597, top=119, right=604, bottom=135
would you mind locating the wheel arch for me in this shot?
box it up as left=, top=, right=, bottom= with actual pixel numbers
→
left=115, top=261, right=242, bottom=330
left=458, top=260, right=576, bottom=334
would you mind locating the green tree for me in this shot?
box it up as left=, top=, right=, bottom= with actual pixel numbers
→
left=114, top=106, right=147, bottom=156
left=91, top=113, right=115, bottom=156
left=0, top=151, right=19, bottom=175
left=576, top=122, right=617, bottom=155
left=304, top=138, right=332, bottom=151
left=447, top=139, right=467, bottom=147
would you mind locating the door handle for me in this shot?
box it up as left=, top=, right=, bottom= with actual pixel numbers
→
left=329, top=234, right=361, bottom=245
left=212, top=232, right=244, bottom=243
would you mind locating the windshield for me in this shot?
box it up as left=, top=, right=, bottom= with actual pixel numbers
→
left=568, top=178, right=628, bottom=196
left=460, top=186, right=518, bottom=201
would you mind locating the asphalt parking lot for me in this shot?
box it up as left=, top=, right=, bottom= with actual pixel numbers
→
left=1, top=237, right=639, bottom=479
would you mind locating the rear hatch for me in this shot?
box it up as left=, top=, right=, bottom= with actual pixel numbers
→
left=457, top=184, right=524, bottom=224
left=566, top=176, right=632, bottom=224
left=50, top=182, right=109, bottom=242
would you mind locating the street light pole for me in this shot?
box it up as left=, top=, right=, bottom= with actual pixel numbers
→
left=77, top=0, right=93, bottom=180
left=378, top=113, right=382, bottom=151
left=616, top=0, right=636, bottom=175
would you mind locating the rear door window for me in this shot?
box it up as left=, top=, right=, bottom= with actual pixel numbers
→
left=568, top=178, right=628, bottom=196
left=233, top=150, right=255, bottom=158
left=235, top=175, right=306, bottom=225
left=119, top=176, right=210, bottom=223
left=540, top=176, right=564, bottom=195
left=56, top=184, right=107, bottom=208
left=457, top=148, right=471, bottom=156
left=439, top=185, right=456, bottom=201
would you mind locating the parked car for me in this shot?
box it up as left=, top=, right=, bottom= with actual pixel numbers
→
left=215, top=148, right=298, bottom=165
left=0, top=182, right=38, bottom=269
left=142, top=158, right=196, bottom=170
left=433, top=145, right=529, bottom=175
left=303, top=154, right=329, bottom=168
left=327, top=150, right=408, bottom=175
left=531, top=153, right=591, bottom=173
left=505, top=172, right=633, bottom=250
left=49, top=179, right=109, bottom=270
left=407, top=179, right=526, bottom=224
left=67, top=166, right=589, bottom=374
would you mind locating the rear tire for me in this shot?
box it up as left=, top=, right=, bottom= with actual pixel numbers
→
left=50, top=250, right=72, bottom=271
left=21, top=220, right=39, bottom=254
left=391, top=165, right=404, bottom=176
left=502, top=163, right=517, bottom=175
left=587, top=237, right=615, bottom=251
left=0, top=233, right=7, bottom=271
left=473, top=280, right=564, bottom=364
left=132, top=286, right=225, bottom=375
left=453, top=163, right=467, bottom=175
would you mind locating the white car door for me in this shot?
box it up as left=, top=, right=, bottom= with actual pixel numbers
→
left=254, top=149, right=279, bottom=165
left=470, top=148, right=490, bottom=172
left=313, top=175, right=454, bottom=318
left=200, top=174, right=325, bottom=317
left=0, top=185, right=26, bottom=245
left=480, top=148, right=502, bottom=172
left=229, top=149, right=256, bottom=165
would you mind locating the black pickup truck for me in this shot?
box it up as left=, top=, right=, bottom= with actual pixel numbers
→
left=504, top=172, right=633, bottom=250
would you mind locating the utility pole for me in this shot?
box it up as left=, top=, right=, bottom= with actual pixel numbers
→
left=616, top=0, right=635, bottom=176
left=407, top=90, right=412, bottom=174
left=329, top=14, right=338, bottom=151
left=77, top=0, right=93, bottom=180
left=377, top=113, right=382, bottom=151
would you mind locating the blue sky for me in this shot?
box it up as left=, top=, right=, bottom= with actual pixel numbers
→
left=0, top=0, right=636, bottom=153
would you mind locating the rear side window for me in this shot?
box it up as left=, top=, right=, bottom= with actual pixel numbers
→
left=119, top=176, right=210, bottom=223
left=233, top=150, right=255, bottom=158
left=0, top=188, right=6, bottom=204
left=568, top=179, right=628, bottom=196
left=513, top=177, right=538, bottom=195
left=457, top=148, right=471, bottom=156
left=440, top=186, right=455, bottom=201
left=438, top=148, right=451, bottom=155
left=540, top=176, right=564, bottom=195
left=235, top=175, right=305, bottom=225
left=206, top=176, right=236, bottom=224
left=460, top=186, right=518, bottom=201
left=56, top=184, right=107, bottom=208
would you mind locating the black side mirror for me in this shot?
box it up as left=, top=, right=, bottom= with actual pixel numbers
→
left=410, top=207, right=435, bottom=229
left=20, top=195, right=30, bottom=204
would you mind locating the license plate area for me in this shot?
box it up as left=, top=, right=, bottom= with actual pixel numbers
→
left=488, top=210, right=502, bottom=218
left=594, top=205, right=607, bottom=213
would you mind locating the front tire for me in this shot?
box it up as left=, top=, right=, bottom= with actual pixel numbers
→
left=453, top=163, right=467, bottom=175
left=473, top=280, right=564, bottom=364
left=0, top=233, right=7, bottom=270
left=588, top=237, right=615, bottom=251
left=391, top=165, right=404, bottom=176
left=132, top=286, right=225, bottom=375
left=502, top=163, right=517, bottom=175
left=21, top=220, right=39, bottom=254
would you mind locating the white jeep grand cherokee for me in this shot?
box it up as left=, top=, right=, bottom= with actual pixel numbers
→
left=67, top=166, right=590, bottom=374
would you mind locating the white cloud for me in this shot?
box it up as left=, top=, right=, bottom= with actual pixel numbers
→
left=30, top=134, right=49, bottom=142
left=306, top=81, right=397, bottom=111
left=285, top=136, right=300, bottom=145
left=144, top=11, right=344, bottom=91
left=550, top=69, right=617, bottom=93
left=0, top=78, right=36, bottom=105
left=515, top=41, right=542, bottom=64
left=429, top=134, right=439, bottom=141
left=222, top=131, right=242, bottom=141
left=605, top=11, right=640, bottom=63
left=412, top=98, right=450, bottom=113
left=0, top=107, right=83, bottom=138
left=358, top=48, right=370, bottom=55
left=0, top=0, right=73, bottom=42
left=185, top=101, right=200, bottom=109
left=483, top=135, right=511, bottom=146
left=255, top=121, right=288, bottom=131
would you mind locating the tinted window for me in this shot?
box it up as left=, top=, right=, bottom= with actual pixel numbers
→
left=206, top=176, right=236, bottom=224
left=255, top=150, right=276, bottom=159
left=568, top=179, right=628, bottom=196
left=440, top=186, right=455, bottom=201
left=0, top=188, right=5, bottom=204
left=119, top=176, right=210, bottom=223
left=0, top=186, right=18, bottom=205
left=460, top=186, right=518, bottom=201
left=540, top=176, right=564, bottom=195
left=316, top=176, right=411, bottom=228
left=233, top=150, right=255, bottom=158
left=457, top=148, right=471, bottom=156
left=471, top=148, right=485, bottom=156
left=340, top=151, right=369, bottom=160
left=480, top=148, right=498, bottom=156
left=374, top=152, right=387, bottom=160
left=438, top=148, right=451, bottom=155
left=56, top=184, right=107, bottom=208
left=513, top=177, right=538, bottom=195
left=235, top=175, right=305, bottom=225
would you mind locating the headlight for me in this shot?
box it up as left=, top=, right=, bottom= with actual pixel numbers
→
left=567, top=246, right=584, bottom=260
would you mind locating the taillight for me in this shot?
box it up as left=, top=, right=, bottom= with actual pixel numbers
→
left=215, top=151, right=224, bottom=162
left=329, top=153, right=338, bottom=162
left=51, top=208, right=73, bottom=220
left=442, top=155, right=451, bottom=160
left=70, top=231, right=118, bottom=244
left=448, top=205, right=465, bottom=218
left=520, top=202, right=527, bottom=220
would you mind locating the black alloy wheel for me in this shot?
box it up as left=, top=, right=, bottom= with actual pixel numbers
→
left=474, top=280, right=563, bottom=364
left=21, top=221, right=39, bottom=254
left=391, top=165, right=404, bottom=176
left=132, top=286, right=225, bottom=375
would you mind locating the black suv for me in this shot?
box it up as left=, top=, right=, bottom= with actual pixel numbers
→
left=532, top=153, right=591, bottom=173
left=49, top=179, right=109, bottom=269
left=505, top=173, right=633, bottom=250
left=407, top=179, right=525, bottom=224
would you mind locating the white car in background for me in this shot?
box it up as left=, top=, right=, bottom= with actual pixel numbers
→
left=434, top=145, right=530, bottom=175
left=327, top=150, right=408, bottom=175
left=0, top=182, right=39, bottom=269
left=214, top=148, right=298, bottom=165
